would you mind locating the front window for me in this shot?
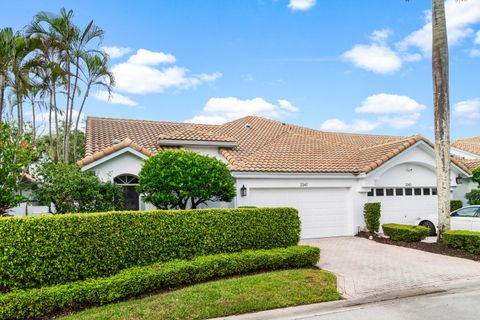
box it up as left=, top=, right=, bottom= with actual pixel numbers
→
left=114, top=175, right=140, bottom=211
left=451, top=207, right=479, bottom=218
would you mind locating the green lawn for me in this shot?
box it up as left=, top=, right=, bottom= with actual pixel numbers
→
left=61, top=268, right=341, bottom=320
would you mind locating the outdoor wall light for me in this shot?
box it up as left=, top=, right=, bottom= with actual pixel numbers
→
left=456, top=175, right=463, bottom=185
left=240, top=185, right=247, bottom=197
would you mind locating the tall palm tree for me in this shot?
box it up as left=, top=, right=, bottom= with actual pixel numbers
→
left=432, top=0, right=451, bottom=239
left=73, top=52, right=113, bottom=160
left=0, top=27, right=14, bottom=122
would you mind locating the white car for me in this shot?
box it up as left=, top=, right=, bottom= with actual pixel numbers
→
left=415, top=205, right=480, bottom=236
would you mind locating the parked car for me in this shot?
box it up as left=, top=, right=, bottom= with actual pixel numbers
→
left=450, top=205, right=480, bottom=232
left=413, top=205, right=480, bottom=236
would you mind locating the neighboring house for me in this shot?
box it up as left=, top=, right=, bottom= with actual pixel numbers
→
left=8, top=174, right=49, bottom=217
left=77, top=115, right=473, bottom=238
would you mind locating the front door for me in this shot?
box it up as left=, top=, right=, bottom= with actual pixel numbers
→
left=122, top=185, right=139, bottom=210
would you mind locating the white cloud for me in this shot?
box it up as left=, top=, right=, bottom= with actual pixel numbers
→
left=93, top=91, right=138, bottom=106
left=475, top=30, right=480, bottom=44
left=187, top=97, right=299, bottom=124
left=102, top=46, right=132, bottom=59
left=356, top=93, right=426, bottom=115
left=371, top=28, right=392, bottom=44
left=343, top=43, right=402, bottom=74
left=320, top=119, right=380, bottom=132
left=454, top=98, right=480, bottom=124
left=397, top=0, right=480, bottom=55
left=127, top=49, right=176, bottom=65
left=111, top=49, right=221, bottom=94
left=321, top=93, right=425, bottom=132
left=288, top=0, right=316, bottom=11
left=470, top=49, right=480, bottom=57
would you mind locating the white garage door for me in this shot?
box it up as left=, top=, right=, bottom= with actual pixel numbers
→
left=247, top=188, right=350, bottom=238
left=367, top=187, right=438, bottom=225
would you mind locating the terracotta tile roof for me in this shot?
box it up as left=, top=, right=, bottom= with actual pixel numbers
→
left=451, top=136, right=480, bottom=156
left=78, top=115, right=471, bottom=174
left=453, top=156, right=480, bottom=172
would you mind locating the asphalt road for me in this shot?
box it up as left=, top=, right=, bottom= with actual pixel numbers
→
left=305, top=284, right=480, bottom=320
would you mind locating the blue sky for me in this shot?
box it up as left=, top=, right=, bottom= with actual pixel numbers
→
left=2, top=0, right=480, bottom=140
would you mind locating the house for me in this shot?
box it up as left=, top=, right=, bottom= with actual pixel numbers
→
left=77, top=115, right=473, bottom=238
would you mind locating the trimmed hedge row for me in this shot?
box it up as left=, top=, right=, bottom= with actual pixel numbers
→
left=450, top=200, right=463, bottom=212
left=443, top=230, right=480, bottom=254
left=382, top=223, right=429, bottom=242
left=0, top=246, right=319, bottom=320
left=0, top=208, right=300, bottom=292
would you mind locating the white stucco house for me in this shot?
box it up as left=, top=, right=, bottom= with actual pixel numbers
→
left=76, top=115, right=476, bottom=238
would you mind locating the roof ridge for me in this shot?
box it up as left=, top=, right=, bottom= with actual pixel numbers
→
left=358, top=135, right=413, bottom=151
left=87, top=116, right=221, bottom=127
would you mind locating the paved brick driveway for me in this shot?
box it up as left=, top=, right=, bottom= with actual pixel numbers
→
left=302, top=237, right=480, bottom=299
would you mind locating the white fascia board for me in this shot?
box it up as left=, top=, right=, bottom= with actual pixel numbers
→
left=364, top=140, right=472, bottom=178
left=231, top=172, right=358, bottom=179
left=451, top=147, right=480, bottom=160
left=81, top=147, right=149, bottom=172
left=158, top=139, right=238, bottom=148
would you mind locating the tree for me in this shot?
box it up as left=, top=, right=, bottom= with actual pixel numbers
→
left=0, top=28, right=14, bottom=122
left=138, top=150, right=236, bottom=209
left=35, top=128, right=85, bottom=162
left=33, top=161, right=122, bottom=213
left=432, top=0, right=451, bottom=239
left=0, top=122, right=36, bottom=215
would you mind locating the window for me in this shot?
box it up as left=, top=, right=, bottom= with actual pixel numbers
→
left=114, top=174, right=140, bottom=211
left=423, top=188, right=431, bottom=196
left=114, top=175, right=139, bottom=185
left=414, top=188, right=422, bottom=196
left=375, top=188, right=384, bottom=196
left=405, top=188, right=413, bottom=196
left=451, top=207, right=479, bottom=218
left=367, top=189, right=374, bottom=197
left=395, top=188, right=404, bottom=196
left=386, top=188, right=394, bottom=196
left=432, top=188, right=437, bottom=195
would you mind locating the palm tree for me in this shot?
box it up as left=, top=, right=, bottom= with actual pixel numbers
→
left=0, top=27, right=14, bottom=122
left=432, top=0, right=451, bottom=239
left=73, top=52, right=113, bottom=160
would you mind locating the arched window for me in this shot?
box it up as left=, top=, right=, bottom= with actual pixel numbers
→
left=114, top=174, right=139, bottom=210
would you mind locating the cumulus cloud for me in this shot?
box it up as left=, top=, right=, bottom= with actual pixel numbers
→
left=397, top=0, right=480, bottom=55
left=102, top=46, right=132, bottom=59
left=320, top=93, right=425, bottom=132
left=288, top=0, right=316, bottom=11
left=343, top=43, right=402, bottom=74
left=454, top=98, right=480, bottom=124
left=110, top=49, right=222, bottom=94
left=93, top=91, right=138, bottom=106
left=320, top=119, right=380, bottom=132
left=127, top=49, right=176, bottom=65
left=186, top=97, right=299, bottom=124
left=356, top=93, right=426, bottom=115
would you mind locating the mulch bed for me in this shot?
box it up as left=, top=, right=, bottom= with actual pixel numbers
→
left=356, top=231, right=480, bottom=262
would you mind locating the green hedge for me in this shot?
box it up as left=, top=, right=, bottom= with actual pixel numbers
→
left=382, top=223, right=429, bottom=242
left=466, top=190, right=480, bottom=205
left=364, top=202, right=381, bottom=232
left=0, top=208, right=300, bottom=292
left=443, top=230, right=480, bottom=254
left=0, top=246, right=319, bottom=320
left=450, top=200, right=463, bottom=212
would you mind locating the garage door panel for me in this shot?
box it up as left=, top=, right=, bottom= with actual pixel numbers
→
left=247, top=188, right=350, bottom=238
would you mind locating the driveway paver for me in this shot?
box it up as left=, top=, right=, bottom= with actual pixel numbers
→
left=302, top=237, right=480, bottom=299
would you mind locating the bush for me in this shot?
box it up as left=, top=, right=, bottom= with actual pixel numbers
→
left=450, top=200, right=463, bottom=212
left=465, top=190, right=480, bottom=205
left=364, top=202, right=381, bottom=232
left=443, top=230, right=480, bottom=254
left=0, top=207, right=300, bottom=292
left=382, top=223, right=429, bottom=242
left=137, top=150, right=236, bottom=209
left=33, top=162, right=123, bottom=213
left=0, top=246, right=319, bottom=320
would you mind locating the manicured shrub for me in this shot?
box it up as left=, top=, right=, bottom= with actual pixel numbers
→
left=382, top=223, right=429, bottom=242
left=465, top=190, right=480, bottom=205
left=0, top=207, right=300, bottom=292
left=364, top=202, right=381, bottom=232
left=137, top=150, right=236, bottom=209
left=0, top=246, right=319, bottom=320
left=450, top=200, right=463, bottom=212
left=443, top=230, right=480, bottom=254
